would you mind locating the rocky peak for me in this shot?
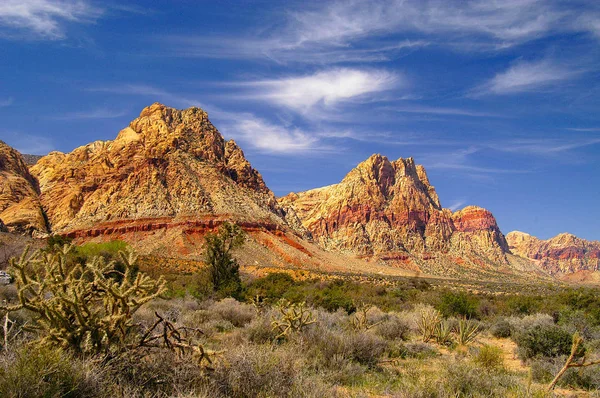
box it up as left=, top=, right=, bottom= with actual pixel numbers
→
left=29, top=104, right=289, bottom=233
left=280, top=155, right=510, bottom=271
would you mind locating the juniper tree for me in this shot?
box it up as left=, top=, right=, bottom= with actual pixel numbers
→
left=203, top=222, right=245, bottom=297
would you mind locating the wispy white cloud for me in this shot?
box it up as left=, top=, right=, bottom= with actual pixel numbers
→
left=51, top=107, right=129, bottom=120
left=473, top=59, right=583, bottom=95
left=0, top=0, right=102, bottom=40
left=448, top=199, right=467, bottom=211
left=493, top=137, right=600, bottom=155
left=382, top=105, right=501, bottom=117
left=0, top=97, right=13, bottom=107
left=235, top=68, right=400, bottom=112
left=567, top=127, right=600, bottom=132
left=215, top=112, right=326, bottom=154
left=154, top=0, right=600, bottom=63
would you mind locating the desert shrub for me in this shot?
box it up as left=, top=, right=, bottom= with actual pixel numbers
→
left=45, top=234, right=73, bottom=251
left=212, top=344, right=297, bottom=398
left=514, top=323, right=575, bottom=360
left=374, top=313, right=410, bottom=341
left=106, top=349, right=207, bottom=397
left=245, top=272, right=296, bottom=301
left=312, top=280, right=356, bottom=313
left=506, top=295, right=542, bottom=315
left=203, top=222, right=245, bottom=298
left=474, top=344, right=504, bottom=370
left=210, top=298, right=255, bottom=327
left=398, top=342, right=438, bottom=359
left=489, top=317, right=512, bottom=338
left=299, top=328, right=366, bottom=385
left=559, top=288, right=600, bottom=326
left=442, top=359, right=521, bottom=397
left=530, top=356, right=600, bottom=390
left=347, top=331, right=388, bottom=367
left=437, top=290, right=479, bottom=319
left=506, top=313, right=554, bottom=337
left=245, top=312, right=279, bottom=344
left=0, top=345, right=104, bottom=398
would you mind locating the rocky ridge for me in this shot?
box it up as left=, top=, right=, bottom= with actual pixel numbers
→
left=0, top=141, right=47, bottom=235
left=280, top=154, right=511, bottom=273
left=507, top=231, right=600, bottom=275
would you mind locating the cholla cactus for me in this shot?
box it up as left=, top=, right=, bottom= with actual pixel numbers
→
left=0, top=244, right=166, bottom=355
left=351, top=303, right=383, bottom=331
left=271, top=299, right=316, bottom=340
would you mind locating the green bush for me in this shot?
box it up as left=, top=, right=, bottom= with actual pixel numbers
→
left=437, top=290, right=479, bottom=319
left=514, top=324, right=576, bottom=360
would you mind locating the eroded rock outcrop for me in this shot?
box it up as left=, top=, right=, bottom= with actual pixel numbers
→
left=30, top=103, right=303, bottom=236
left=280, top=154, right=510, bottom=269
left=507, top=231, right=600, bottom=275
left=0, top=141, right=47, bottom=234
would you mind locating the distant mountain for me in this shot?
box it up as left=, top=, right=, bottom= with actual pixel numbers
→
left=0, top=140, right=47, bottom=235
left=21, top=154, right=43, bottom=165
left=0, top=103, right=595, bottom=282
left=507, top=231, right=600, bottom=276
left=280, top=154, right=513, bottom=277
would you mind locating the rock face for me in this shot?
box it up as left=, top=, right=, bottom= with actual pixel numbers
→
left=31, top=103, right=301, bottom=235
left=280, top=154, right=510, bottom=271
left=0, top=141, right=47, bottom=235
left=507, top=231, right=600, bottom=275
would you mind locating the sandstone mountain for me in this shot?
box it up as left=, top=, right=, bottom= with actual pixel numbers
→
left=0, top=141, right=47, bottom=235
left=507, top=231, right=600, bottom=277
left=280, top=154, right=512, bottom=276
left=30, top=103, right=301, bottom=235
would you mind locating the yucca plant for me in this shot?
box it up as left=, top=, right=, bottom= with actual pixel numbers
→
left=434, top=320, right=454, bottom=346
left=417, top=306, right=441, bottom=343
left=455, top=317, right=481, bottom=345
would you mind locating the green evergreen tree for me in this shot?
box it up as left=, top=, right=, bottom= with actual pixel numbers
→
left=203, top=222, right=245, bottom=297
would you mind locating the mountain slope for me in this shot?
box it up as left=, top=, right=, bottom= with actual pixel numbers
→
left=0, top=141, right=47, bottom=235
left=507, top=231, right=600, bottom=276
left=280, top=154, right=513, bottom=276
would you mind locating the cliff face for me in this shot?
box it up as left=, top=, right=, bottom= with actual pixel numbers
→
left=280, top=154, right=510, bottom=270
left=507, top=231, right=600, bottom=275
left=30, top=103, right=300, bottom=235
left=0, top=141, right=47, bottom=235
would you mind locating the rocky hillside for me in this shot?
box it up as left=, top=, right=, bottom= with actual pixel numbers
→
left=0, top=141, right=47, bottom=235
left=507, top=231, right=600, bottom=275
left=280, top=154, right=511, bottom=275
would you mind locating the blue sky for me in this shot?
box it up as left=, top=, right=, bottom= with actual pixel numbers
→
left=0, top=0, right=599, bottom=241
